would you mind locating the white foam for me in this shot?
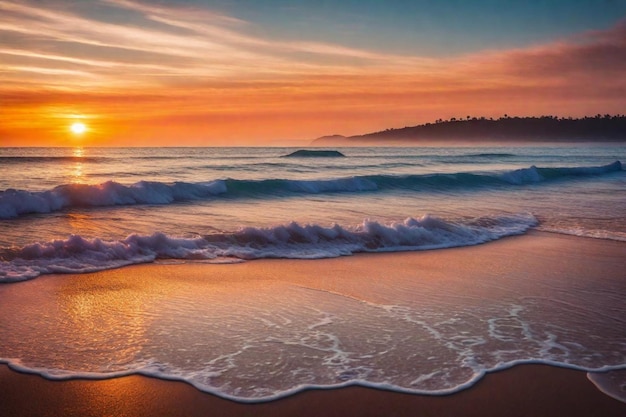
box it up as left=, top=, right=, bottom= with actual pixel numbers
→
left=0, top=213, right=538, bottom=282
left=538, top=226, right=626, bottom=242
left=1, top=288, right=624, bottom=403
left=1, top=160, right=621, bottom=219
left=588, top=369, right=626, bottom=403
left=0, top=180, right=227, bottom=219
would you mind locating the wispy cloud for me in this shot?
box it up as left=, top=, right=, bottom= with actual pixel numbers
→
left=0, top=0, right=430, bottom=87
left=1, top=0, right=624, bottom=145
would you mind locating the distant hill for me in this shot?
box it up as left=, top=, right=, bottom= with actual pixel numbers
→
left=312, top=115, right=626, bottom=145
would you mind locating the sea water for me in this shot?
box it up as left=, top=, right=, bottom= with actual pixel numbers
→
left=0, top=145, right=625, bottom=401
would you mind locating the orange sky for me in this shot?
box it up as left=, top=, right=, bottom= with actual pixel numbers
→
left=1, top=1, right=625, bottom=146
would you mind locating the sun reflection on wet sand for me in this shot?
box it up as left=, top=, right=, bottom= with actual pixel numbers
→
left=55, top=276, right=149, bottom=372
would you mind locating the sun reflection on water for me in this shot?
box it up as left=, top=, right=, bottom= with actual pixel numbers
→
left=71, top=147, right=85, bottom=183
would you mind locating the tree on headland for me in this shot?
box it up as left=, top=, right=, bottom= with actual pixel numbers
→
left=313, top=115, right=626, bottom=145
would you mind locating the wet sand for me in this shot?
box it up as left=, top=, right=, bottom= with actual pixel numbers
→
left=1, top=231, right=625, bottom=416
left=1, top=363, right=625, bottom=417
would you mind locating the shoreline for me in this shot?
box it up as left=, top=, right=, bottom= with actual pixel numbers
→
left=1, top=231, right=625, bottom=416
left=1, top=363, right=625, bottom=417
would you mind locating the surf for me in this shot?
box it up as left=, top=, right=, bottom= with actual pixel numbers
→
left=0, top=213, right=537, bottom=282
left=0, top=161, right=621, bottom=219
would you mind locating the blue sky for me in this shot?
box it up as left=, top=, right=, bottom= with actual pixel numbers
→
left=169, top=0, right=626, bottom=55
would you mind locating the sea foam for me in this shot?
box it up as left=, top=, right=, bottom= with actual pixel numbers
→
left=0, top=180, right=227, bottom=219
left=0, top=161, right=621, bottom=219
left=0, top=213, right=537, bottom=282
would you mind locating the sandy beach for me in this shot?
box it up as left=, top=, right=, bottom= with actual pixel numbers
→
left=1, top=363, right=625, bottom=417
left=1, top=231, right=625, bottom=416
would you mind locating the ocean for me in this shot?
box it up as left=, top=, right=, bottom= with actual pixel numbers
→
left=1, top=145, right=625, bottom=402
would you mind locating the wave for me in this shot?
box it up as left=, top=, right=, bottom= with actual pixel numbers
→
left=0, top=156, right=105, bottom=164
left=0, top=180, right=227, bottom=219
left=0, top=154, right=262, bottom=164
left=587, top=370, right=626, bottom=404
left=0, top=213, right=537, bottom=282
left=0, top=161, right=621, bottom=219
left=537, top=226, right=626, bottom=242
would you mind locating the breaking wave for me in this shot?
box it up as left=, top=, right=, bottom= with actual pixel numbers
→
left=0, top=161, right=621, bottom=219
left=0, top=180, right=227, bottom=219
left=0, top=213, right=537, bottom=282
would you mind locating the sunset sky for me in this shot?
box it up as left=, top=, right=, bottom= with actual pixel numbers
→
left=2, top=0, right=625, bottom=146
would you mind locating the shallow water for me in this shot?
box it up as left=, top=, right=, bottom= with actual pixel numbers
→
left=0, top=234, right=624, bottom=401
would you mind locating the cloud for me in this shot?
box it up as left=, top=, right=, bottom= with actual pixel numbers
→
left=1, top=0, right=624, bottom=145
left=0, top=0, right=434, bottom=86
left=495, top=19, right=626, bottom=79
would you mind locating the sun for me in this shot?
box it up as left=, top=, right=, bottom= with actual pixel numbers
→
left=70, top=122, right=87, bottom=135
